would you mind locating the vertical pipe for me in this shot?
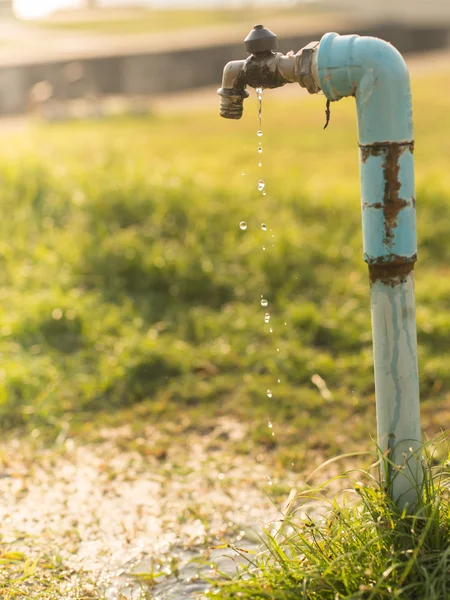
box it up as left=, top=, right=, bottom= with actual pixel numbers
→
left=317, top=33, right=423, bottom=509
left=361, top=141, right=422, bottom=507
left=370, top=270, right=422, bottom=508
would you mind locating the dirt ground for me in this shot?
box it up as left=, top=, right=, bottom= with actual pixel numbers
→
left=0, top=418, right=302, bottom=598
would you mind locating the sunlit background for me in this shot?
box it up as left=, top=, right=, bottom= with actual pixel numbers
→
left=13, top=0, right=73, bottom=19
left=13, top=0, right=302, bottom=20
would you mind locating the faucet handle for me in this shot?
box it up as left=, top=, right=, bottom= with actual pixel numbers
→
left=244, top=24, right=278, bottom=54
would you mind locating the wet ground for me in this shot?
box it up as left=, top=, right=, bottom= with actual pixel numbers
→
left=0, top=418, right=301, bottom=598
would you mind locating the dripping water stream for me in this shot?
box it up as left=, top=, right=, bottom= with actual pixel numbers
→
left=255, top=86, right=278, bottom=478
left=256, top=87, right=266, bottom=197
left=104, top=88, right=279, bottom=600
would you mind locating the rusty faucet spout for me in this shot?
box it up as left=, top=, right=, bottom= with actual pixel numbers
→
left=217, top=59, right=249, bottom=119
left=217, top=25, right=320, bottom=119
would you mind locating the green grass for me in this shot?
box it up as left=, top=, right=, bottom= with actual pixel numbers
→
left=0, top=69, right=449, bottom=461
left=0, top=550, right=98, bottom=600
left=208, top=441, right=450, bottom=599
left=35, top=6, right=317, bottom=35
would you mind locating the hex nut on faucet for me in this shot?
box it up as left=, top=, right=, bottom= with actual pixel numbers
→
left=295, top=41, right=320, bottom=94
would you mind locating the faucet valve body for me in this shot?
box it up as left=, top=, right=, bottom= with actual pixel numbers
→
left=218, top=25, right=320, bottom=119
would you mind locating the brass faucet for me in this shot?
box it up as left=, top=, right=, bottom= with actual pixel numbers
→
left=218, top=25, right=320, bottom=119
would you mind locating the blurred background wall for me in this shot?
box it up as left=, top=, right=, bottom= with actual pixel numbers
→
left=0, top=0, right=449, bottom=117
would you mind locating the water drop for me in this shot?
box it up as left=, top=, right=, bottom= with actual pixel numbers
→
left=269, top=327, right=273, bottom=333
left=264, top=313, right=270, bottom=323
left=239, top=221, right=247, bottom=230
left=268, top=421, right=273, bottom=428
left=258, top=147, right=263, bottom=154
left=263, top=191, right=267, bottom=196
left=261, top=298, right=268, bottom=307
left=258, top=161, right=262, bottom=167
left=261, top=223, right=267, bottom=231
left=258, top=179, right=265, bottom=191
left=267, top=389, right=273, bottom=398
left=257, top=130, right=263, bottom=137
left=277, top=378, right=281, bottom=383
left=257, top=88, right=263, bottom=129
left=262, top=245, right=266, bottom=251
left=242, top=172, right=245, bottom=176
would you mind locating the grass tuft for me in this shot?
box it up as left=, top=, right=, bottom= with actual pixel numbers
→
left=209, top=439, right=450, bottom=599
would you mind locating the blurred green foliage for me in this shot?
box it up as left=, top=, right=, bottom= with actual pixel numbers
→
left=0, top=69, right=449, bottom=455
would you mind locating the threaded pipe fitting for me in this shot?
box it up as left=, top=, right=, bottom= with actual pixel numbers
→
left=217, top=87, right=249, bottom=119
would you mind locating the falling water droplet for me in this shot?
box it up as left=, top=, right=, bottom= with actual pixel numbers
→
left=261, top=298, right=268, bottom=307
left=242, top=172, right=245, bottom=176
left=277, top=378, right=281, bottom=383
left=258, top=161, right=262, bottom=167
left=257, top=130, right=263, bottom=137
left=262, top=191, right=267, bottom=196
left=239, top=221, right=247, bottom=230
left=262, top=245, right=266, bottom=251
left=264, top=313, right=270, bottom=323
left=258, top=180, right=265, bottom=191
left=268, top=421, right=273, bottom=428
left=258, top=147, right=263, bottom=154
left=269, top=327, right=273, bottom=333
left=257, top=87, right=263, bottom=130
left=267, top=389, right=273, bottom=398
left=261, top=223, right=267, bottom=231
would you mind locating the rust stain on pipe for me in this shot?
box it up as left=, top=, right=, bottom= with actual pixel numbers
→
left=359, top=141, right=414, bottom=164
left=382, top=144, right=407, bottom=246
left=360, top=141, right=414, bottom=247
left=368, top=256, right=415, bottom=286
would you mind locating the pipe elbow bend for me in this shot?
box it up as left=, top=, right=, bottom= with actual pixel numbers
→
left=318, top=32, right=413, bottom=144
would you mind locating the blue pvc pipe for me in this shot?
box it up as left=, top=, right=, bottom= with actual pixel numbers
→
left=318, top=33, right=413, bottom=145
left=317, top=33, right=422, bottom=509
